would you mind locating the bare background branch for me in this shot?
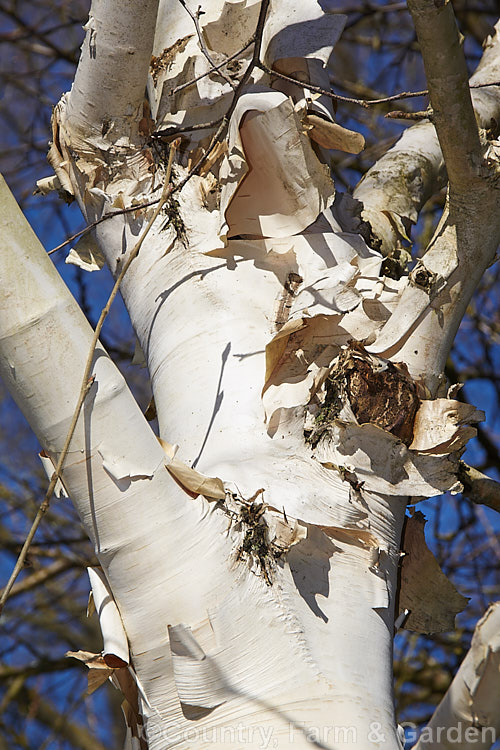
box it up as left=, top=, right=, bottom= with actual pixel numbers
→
left=0, top=0, right=499, bottom=747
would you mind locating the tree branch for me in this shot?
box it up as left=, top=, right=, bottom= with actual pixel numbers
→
left=353, top=22, right=500, bottom=259
left=470, top=20, right=500, bottom=127
left=459, top=462, right=500, bottom=514
left=357, top=18, right=500, bottom=390
left=353, top=120, right=445, bottom=257
left=407, top=0, right=483, bottom=192
left=65, top=0, right=160, bottom=140
left=414, top=602, right=500, bottom=750
left=1, top=559, right=81, bottom=601
left=0, top=143, right=176, bottom=614
left=16, top=685, right=109, bottom=750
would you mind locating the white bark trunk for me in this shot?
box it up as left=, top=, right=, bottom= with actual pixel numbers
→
left=1, top=3, right=500, bottom=749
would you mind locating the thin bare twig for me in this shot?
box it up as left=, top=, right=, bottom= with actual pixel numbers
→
left=153, top=117, right=223, bottom=139
left=156, top=0, right=269, bottom=140
left=259, top=62, right=500, bottom=107
left=0, top=141, right=179, bottom=617
left=174, top=0, right=270, bottom=189
left=181, top=0, right=269, bottom=179
left=169, top=38, right=254, bottom=97
left=225, top=0, right=269, bottom=121
left=386, top=109, right=431, bottom=120
left=177, top=0, right=236, bottom=90
left=0, top=374, right=96, bottom=615
left=47, top=197, right=162, bottom=255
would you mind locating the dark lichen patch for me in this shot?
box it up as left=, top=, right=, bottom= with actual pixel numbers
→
left=150, top=35, right=194, bottom=83
left=239, top=523, right=270, bottom=568
left=162, top=195, right=187, bottom=243
left=306, top=343, right=420, bottom=447
left=233, top=499, right=283, bottom=585
left=305, top=377, right=343, bottom=447
left=216, top=489, right=301, bottom=585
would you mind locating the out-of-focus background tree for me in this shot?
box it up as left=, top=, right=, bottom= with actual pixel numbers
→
left=0, top=1, right=499, bottom=747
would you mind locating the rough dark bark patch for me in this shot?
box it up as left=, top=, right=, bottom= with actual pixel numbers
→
left=309, top=344, right=420, bottom=446
left=344, top=356, right=419, bottom=445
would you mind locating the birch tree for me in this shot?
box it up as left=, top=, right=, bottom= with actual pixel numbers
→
left=1, top=1, right=500, bottom=749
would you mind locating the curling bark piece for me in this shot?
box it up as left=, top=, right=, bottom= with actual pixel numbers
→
left=88, top=566, right=130, bottom=668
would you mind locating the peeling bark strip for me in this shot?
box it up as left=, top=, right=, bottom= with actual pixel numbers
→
left=398, top=512, right=468, bottom=634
